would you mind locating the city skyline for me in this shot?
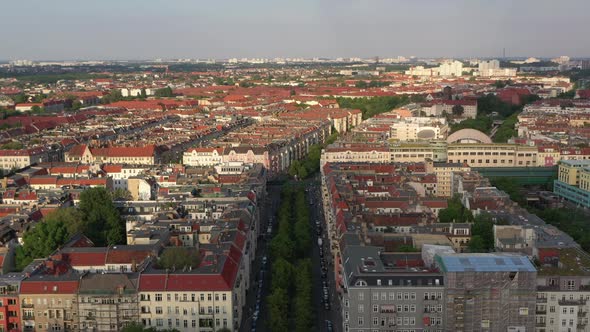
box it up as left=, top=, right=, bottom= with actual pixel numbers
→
left=1, top=0, right=590, bottom=60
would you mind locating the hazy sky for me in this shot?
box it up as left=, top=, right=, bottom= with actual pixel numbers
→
left=1, top=0, right=589, bottom=60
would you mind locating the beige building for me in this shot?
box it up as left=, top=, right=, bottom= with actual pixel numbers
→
left=557, top=160, right=590, bottom=186
left=128, top=178, right=153, bottom=201
left=0, top=147, right=49, bottom=172
left=20, top=274, right=80, bottom=332
left=183, top=148, right=225, bottom=167
left=320, top=144, right=390, bottom=168
left=426, top=160, right=471, bottom=197
left=65, top=145, right=158, bottom=165
left=447, top=143, right=538, bottom=167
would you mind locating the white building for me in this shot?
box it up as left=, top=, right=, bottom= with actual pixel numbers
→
left=390, top=117, right=449, bottom=141
left=183, top=148, right=225, bottom=167
left=438, top=61, right=464, bottom=77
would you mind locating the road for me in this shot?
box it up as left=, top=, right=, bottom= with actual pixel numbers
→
left=239, top=184, right=281, bottom=332
left=239, top=178, right=342, bottom=332
left=308, top=176, right=342, bottom=332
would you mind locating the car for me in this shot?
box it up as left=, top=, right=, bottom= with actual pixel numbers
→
left=326, top=320, right=334, bottom=332
left=262, top=256, right=268, bottom=265
left=324, top=302, right=331, bottom=310
left=321, top=271, right=327, bottom=278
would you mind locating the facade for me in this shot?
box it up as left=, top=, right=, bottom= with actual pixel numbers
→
left=20, top=275, right=80, bottom=332
left=342, top=246, right=445, bottom=332
left=320, top=145, right=390, bottom=167
left=390, top=117, right=449, bottom=142
left=183, top=148, right=224, bottom=167
left=0, top=148, right=49, bottom=172
left=65, top=145, right=158, bottom=165
left=437, top=253, right=537, bottom=332
left=0, top=274, right=23, bottom=332
left=428, top=161, right=471, bottom=198
left=553, top=160, right=590, bottom=208
left=447, top=143, right=538, bottom=167
left=535, top=248, right=590, bottom=332
left=77, top=273, right=139, bottom=331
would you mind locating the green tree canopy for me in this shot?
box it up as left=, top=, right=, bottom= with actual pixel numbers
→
left=79, top=187, right=124, bottom=246
left=16, top=218, right=70, bottom=270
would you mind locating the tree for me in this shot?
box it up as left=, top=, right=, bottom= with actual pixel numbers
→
left=16, top=218, right=71, bottom=270
left=271, top=258, right=294, bottom=291
left=43, top=207, right=85, bottom=237
left=452, top=104, right=464, bottom=117
left=30, top=105, right=42, bottom=114
left=155, top=87, right=174, bottom=97
left=155, top=247, right=201, bottom=270
left=267, top=288, right=289, bottom=332
left=112, top=188, right=132, bottom=200
left=140, top=88, right=147, bottom=99
left=79, top=187, right=124, bottom=246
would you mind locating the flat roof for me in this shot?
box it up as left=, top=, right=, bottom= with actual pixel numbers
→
left=437, top=253, right=536, bottom=273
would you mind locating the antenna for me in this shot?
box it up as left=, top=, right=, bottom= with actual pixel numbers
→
left=503, top=48, right=506, bottom=59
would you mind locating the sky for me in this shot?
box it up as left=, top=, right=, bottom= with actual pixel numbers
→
left=1, top=0, right=589, bottom=60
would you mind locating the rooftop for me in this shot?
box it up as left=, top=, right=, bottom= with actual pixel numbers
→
left=436, top=253, right=536, bottom=273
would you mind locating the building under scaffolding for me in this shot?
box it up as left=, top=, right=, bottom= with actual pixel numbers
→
left=436, top=253, right=537, bottom=332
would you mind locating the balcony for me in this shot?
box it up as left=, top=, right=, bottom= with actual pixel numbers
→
left=559, top=299, right=586, bottom=306
left=536, top=297, right=548, bottom=303
left=536, top=322, right=546, bottom=327
left=579, top=311, right=588, bottom=317
left=536, top=309, right=547, bottom=315
left=21, top=303, right=34, bottom=308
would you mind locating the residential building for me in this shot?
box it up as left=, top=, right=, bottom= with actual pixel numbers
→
left=0, top=274, right=23, bottom=332
left=341, top=246, right=445, bottom=332
left=183, top=148, right=225, bottom=167
left=20, top=272, right=80, bottom=332
left=553, top=160, right=590, bottom=208
left=437, top=253, right=537, bottom=332
left=77, top=273, right=139, bottom=332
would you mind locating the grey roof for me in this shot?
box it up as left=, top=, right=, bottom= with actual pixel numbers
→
left=436, top=253, right=536, bottom=273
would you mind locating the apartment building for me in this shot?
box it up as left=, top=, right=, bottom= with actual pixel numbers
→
left=183, top=148, right=225, bottom=167
left=65, top=145, right=159, bottom=165
left=20, top=273, right=80, bottom=332
left=342, top=246, right=445, bottom=332
left=553, top=160, right=590, bottom=208
left=425, top=160, right=471, bottom=197
left=320, top=144, right=390, bottom=168
left=0, top=147, right=49, bottom=173
left=437, top=253, right=537, bottom=332
left=77, top=273, right=139, bottom=331
left=535, top=248, right=590, bottom=332
left=138, top=246, right=245, bottom=332
left=0, top=274, right=23, bottom=332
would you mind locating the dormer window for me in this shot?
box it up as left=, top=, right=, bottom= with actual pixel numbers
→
left=355, top=279, right=368, bottom=287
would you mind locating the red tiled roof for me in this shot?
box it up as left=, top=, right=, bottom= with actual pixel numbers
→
left=20, top=280, right=80, bottom=294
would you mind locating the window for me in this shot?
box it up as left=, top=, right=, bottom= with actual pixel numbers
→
left=155, top=294, right=162, bottom=302
left=373, top=305, right=379, bottom=313
left=372, top=293, right=379, bottom=301
left=358, top=293, right=364, bottom=301
left=167, top=294, right=171, bottom=301
left=389, top=292, right=395, bottom=300
left=222, top=294, right=227, bottom=301
left=156, top=319, right=163, bottom=327
left=381, top=292, right=387, bottom=300
left=358, top=317, right=364, bottom=326
left=358, top=304, right=364, bottom=313
left=155, top=307, right=162, bottom=314
left=567, top=280, right=576, bottom=290
left=373, top=317, right=379, bottom=326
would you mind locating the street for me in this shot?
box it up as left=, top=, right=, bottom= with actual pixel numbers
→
left=308, top=178, right=342, bottom=332
left=239, top=178, right=341, bottom=332
left=239, top=184, right=281, bottom=332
